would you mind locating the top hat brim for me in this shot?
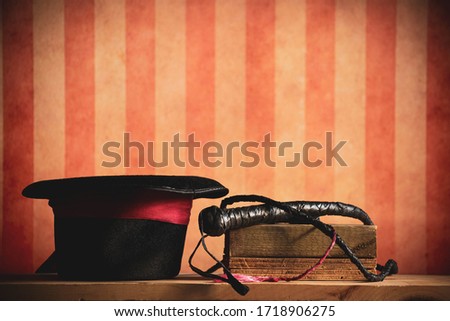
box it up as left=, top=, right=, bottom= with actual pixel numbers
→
left=22, top=175, right=229, bottom=200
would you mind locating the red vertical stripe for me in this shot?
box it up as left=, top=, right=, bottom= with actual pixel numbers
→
left=305, top=0, right=335, bottom=201
left=246, top=0, right=275, bottom=196
left=65, top=0, right=95, bottom=177
left=0, top=0, right=3, bottom=264
left=365, top=0, right=396, bottom=263
left=1, top=0, right=34, bottom=273
left=126, top=0, right=155, bottom=174
left=427, top=0, right=450, bottom=274
left=186, top=0, right=215, bottom=175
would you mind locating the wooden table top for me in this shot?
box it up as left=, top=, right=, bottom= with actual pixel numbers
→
left=1, top=274, right=449, bottom=301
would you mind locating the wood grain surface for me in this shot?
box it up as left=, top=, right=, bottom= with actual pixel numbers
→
left=227, top=257, right=377, bottom=280
left=1, top=274, right=449, bottom=301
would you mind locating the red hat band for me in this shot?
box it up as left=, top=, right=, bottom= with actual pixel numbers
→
left=49, top=190, right=193, bottom=226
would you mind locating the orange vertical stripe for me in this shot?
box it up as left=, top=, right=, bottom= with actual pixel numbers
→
left=334, top=0, right=366, bottom=215
left=95, top=0, right=126, bottom=176
left=186, top=0, right=215, bottom=177
left=1, top=0, right=34, bottom=273
left=366, top=0, right=396, bottom=263
left=65, top=0, right=95, bottom=177
left=305, top=0, right=335, bottom=201
left=395, top=0, right=427, bottom=274
left=183, top=0, right=216, bottom=272
left=33, top=0, right=65, bottom=270
left=427, top=0, right=450, bottom=274
left=125, top=0, right=155, bottom=174
left=275, top=0, right=306, bottom=201
left=246, top=0, right=275, bottom=197
left=154, top=0, right=186, bottom=176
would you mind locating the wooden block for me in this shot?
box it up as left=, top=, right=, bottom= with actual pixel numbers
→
left=227, top=269, right=369, bottom=280
left=226, top=257, right=377, bottom=280
left=226, top=224, right=376, bottom=258
left=226, top=257, right=377, bottom=270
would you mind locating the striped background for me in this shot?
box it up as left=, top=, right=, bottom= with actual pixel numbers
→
left=1, top=0, right=449, bottom=275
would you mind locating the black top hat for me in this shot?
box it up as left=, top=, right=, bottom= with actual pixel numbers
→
left=23, top=175, right=228, bottom=280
